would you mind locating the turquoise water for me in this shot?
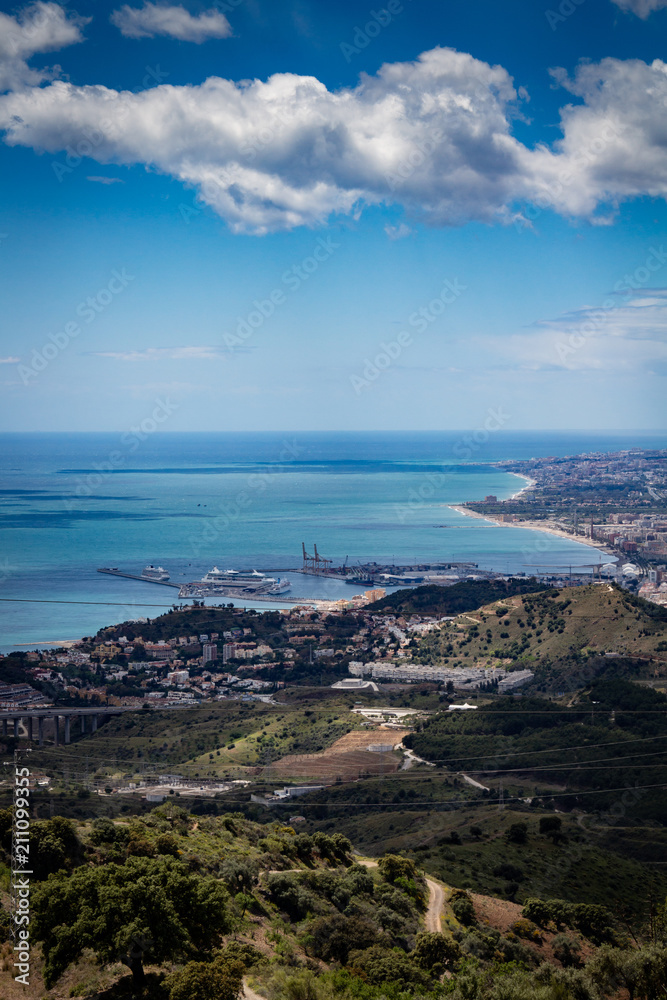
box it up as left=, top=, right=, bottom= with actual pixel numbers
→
left=1, top=431, right=664, bottom=650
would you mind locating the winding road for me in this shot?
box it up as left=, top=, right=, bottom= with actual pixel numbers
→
left=356, top=857, right=443, bottom=933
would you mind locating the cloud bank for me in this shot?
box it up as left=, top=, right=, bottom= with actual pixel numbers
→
left=110, top=3, right=232, bottom=42
left=492, top=290, right=667, bottom=374
left=3, top=46, right=667, bottom=233
left=0, top=1, right=87, bottom=92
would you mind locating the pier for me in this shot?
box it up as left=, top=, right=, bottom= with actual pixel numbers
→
left=97, top=568, right=180, bottom=588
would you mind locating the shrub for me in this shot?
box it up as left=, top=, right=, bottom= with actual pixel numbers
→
left=156, top=833, right=180, bottom=856
left=506, top=822, right=528, bottom=844
left=551, top=933, right=582, bottom=967
left=412, top=931, right=461, bottom=972
left=348, top=945, right=431, bottom=990
left=307, top=913, right=379, bottom=963
left=165, top=954, right=243, bottom=1000
left=88, top=817, right=117, bottom=846
left=493, top=863, right=524, bottom=883
left=539, top=816, right=562, bottom=837
left=450, top=890, right=476, bottom=926
left=267, top=873, right=316, bottom=920
left=510, top=918, right=543, bottom=944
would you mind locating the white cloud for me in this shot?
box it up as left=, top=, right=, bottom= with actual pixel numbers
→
left=0, top=356, right=21, bottom=364
left=384, top=222, right=413, bottom=240
left=3, top=48, right=667, bottom=233
left=0, top=2, right=88, bottom=93
left=611, top=0, right=667, bottom=17
left=111, top=3, right=231, bottom=42
left=91, top=346, right=248, bottom=360
left=488, top=291, right=667, bottom=374
left=87, top=175, right=124, bottom=184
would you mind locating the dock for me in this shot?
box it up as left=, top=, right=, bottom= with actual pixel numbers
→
left=97, top=568, right=181, bottom=588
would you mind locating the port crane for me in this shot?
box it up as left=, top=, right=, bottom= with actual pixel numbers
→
left=301, top=542, right=333, bottom=575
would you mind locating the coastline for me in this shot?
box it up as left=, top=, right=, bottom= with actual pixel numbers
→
left=507, top=471, right=537, bottom=499
left=447, top=504, right=616, bottom=559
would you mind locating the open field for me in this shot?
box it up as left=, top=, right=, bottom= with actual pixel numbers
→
left=263, top=727, right=410, bottom=781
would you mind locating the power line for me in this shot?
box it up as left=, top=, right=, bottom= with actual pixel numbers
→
left=0, top=598, right=190, bottom=608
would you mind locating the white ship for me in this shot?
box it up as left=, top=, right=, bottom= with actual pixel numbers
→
left=198, top=567, right=290, bottom=594
left=141, top=565, right=170, bottom=582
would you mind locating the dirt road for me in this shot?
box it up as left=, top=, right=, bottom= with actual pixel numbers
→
left=244, top=979, right=267, bottom=1000
left=424, top=877, right=444, bottom=933
left=356, top=857, right=443, bottom=933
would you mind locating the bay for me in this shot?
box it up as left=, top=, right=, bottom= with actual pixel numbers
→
left=1, top=431, right=664, bottom=650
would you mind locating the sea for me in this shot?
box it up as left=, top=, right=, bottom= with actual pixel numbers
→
left=1, top=431, right=665, bottom=652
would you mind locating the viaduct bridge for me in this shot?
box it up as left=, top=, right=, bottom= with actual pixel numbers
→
left=0, top=706, right=135, bottom=746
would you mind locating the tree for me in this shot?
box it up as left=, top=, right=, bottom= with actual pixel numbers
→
left=31, top=817, right=82, bottom=880
left=378, top=854, right=417, bottom=884
left=450, top=890, right=477, bottom=927
left=165, top=954, right=243, bottom=1000
left=539, top=815, right=562, bottom=838
left=348, top=945, right=431, bottom=990
left=506, top=822, right=528, bottom=845
left=413, top=931, right=461, bottom=972
left=220, top=857, right=257, bottom=894
left=33, top=855, right=230, bottom=988
left=307, top=913, right=379, bottom=963
left=234, top=892, right=255, bottom=917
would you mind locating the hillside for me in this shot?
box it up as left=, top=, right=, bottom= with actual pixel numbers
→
left=402, top=679, right=667, bottom=819
left=1, top=805, right=665, bottom=1000
left=413, top=582, right=667, bottom=668
left=366, top=578, right=551, bottom=615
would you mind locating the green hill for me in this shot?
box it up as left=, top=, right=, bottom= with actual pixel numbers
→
left=413, top=583, right=667, bottom=668
left=3, top=805, right=665, bottom=1000
left=366, top=578, right=551, bottom=615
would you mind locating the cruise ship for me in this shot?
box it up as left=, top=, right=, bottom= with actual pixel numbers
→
left=141, top=565, right=170, bottom=582
left=198, top=567, right=290, bottom=594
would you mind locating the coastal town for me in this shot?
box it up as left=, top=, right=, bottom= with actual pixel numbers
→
left=2, top=447, right=666, bottom=716
left=458, top=447, right=667, bottom=605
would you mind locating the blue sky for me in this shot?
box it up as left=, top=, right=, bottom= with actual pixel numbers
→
left=1, top=0, right=666, bottom=432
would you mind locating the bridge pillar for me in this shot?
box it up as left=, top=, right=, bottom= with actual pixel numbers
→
left=38, top=717, right=44, bottom=747
left=91, top=715, right=98, bottom=733
left=64, top=716, right=71, bottom=744
left=2, top=719, right=6, bottom=737
left=13, top=719, right=19, bottom=739
left=80, top=715, right=86, bottom=734
left=54, top=716, right=60, bottom=746
left=27, top=717, right=33, bottom=741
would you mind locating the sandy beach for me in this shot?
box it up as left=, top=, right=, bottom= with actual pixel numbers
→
left=447, top=503, right=616, bottom=559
